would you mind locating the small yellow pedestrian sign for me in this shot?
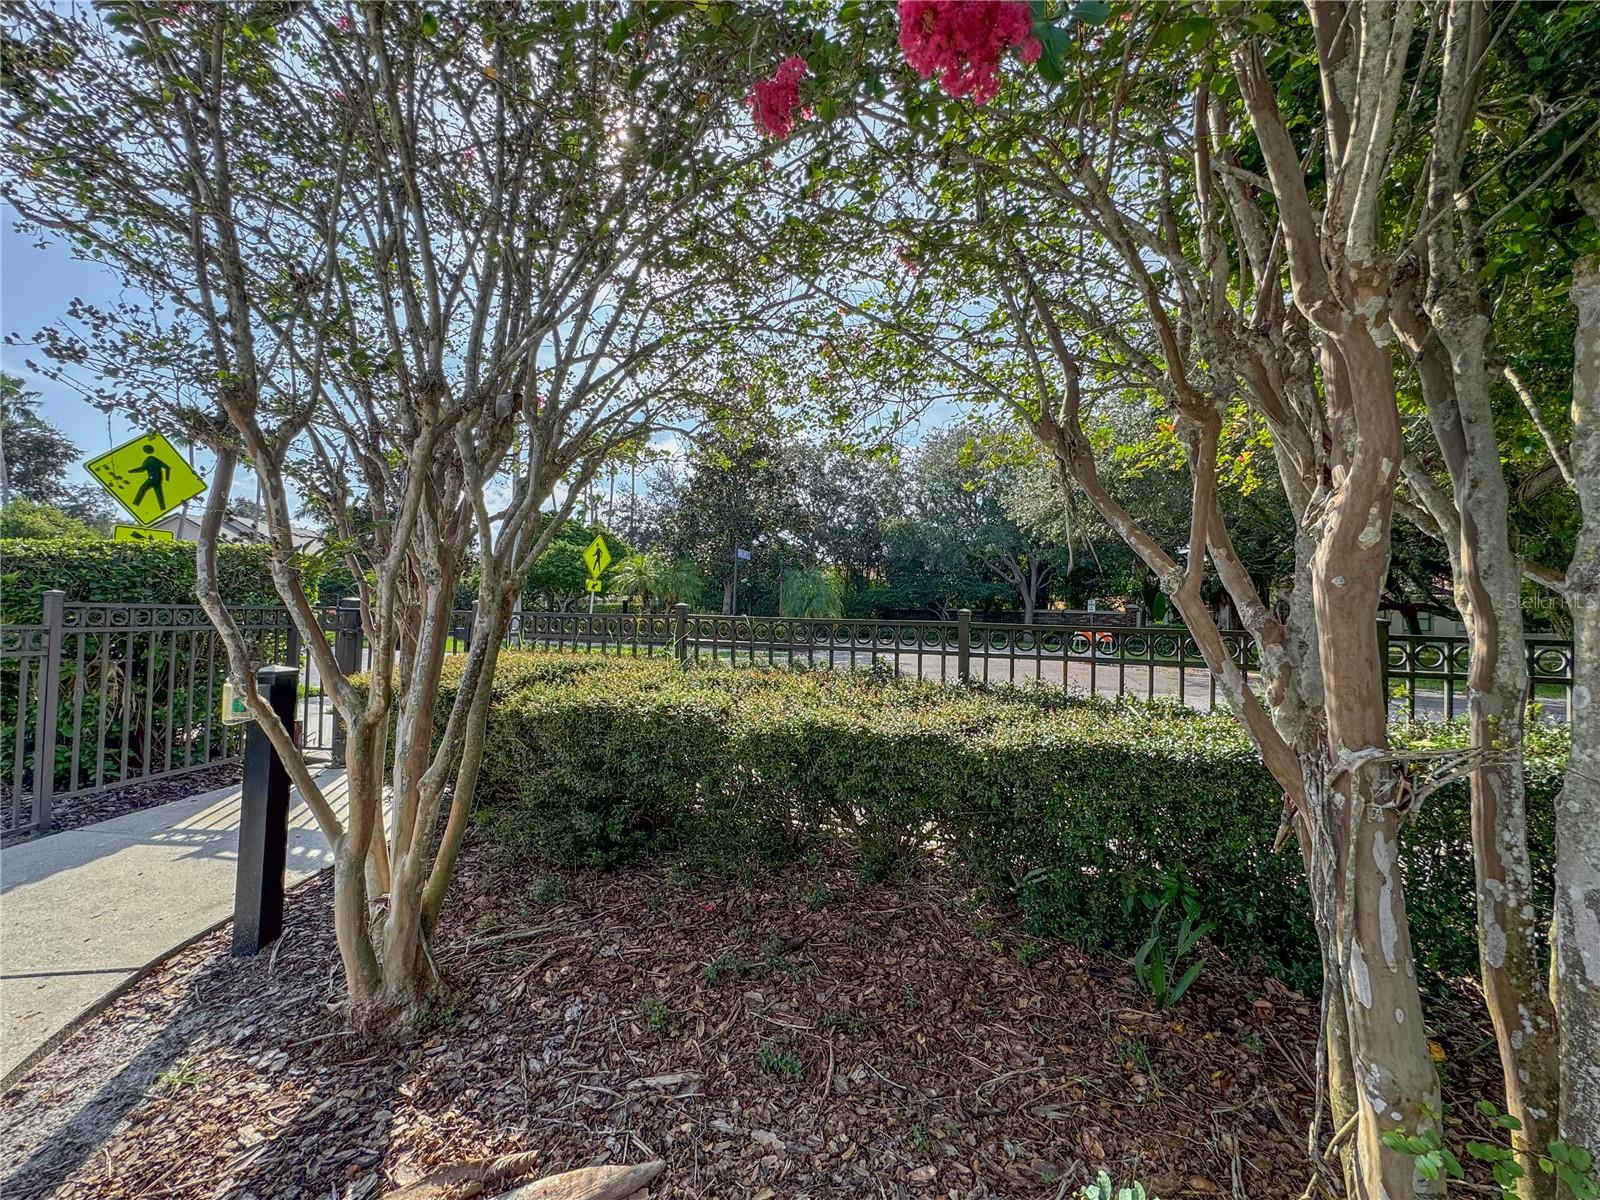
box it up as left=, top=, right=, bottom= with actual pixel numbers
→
left=582, top=534, right=611, bottom=579
left=85, top=431, right=206, bottom=525
left=585, top=578, right=604, bottom=593
left=114, top=524, right=175, bottom=543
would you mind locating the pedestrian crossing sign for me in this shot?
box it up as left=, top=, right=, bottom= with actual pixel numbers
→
left=113, top=524, right=175, bottom=543
left=85, top=431, right=206, bottom=525
left=582, top=534, right=611, bottom=578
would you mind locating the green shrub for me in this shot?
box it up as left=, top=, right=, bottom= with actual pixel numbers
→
left=0, top=537, right=303, bottom=622
left=443, top=653, right=1565, bottom=991
left=2, top=538, right=323, bottom=797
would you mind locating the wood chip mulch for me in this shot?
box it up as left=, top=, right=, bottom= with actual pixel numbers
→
left=1, top=843, right=1323, bottom=1200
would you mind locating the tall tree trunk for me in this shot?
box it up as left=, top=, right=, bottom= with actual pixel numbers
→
left=1395, top=278, right=1562, bottom=1190
left=1313, top=329, right=1443, bottom=1200
left=1398, top=1, right=1564, bottom=1174
left=1556, top=227, right=1600, bottom=1161
left=335, top=718, right=384, bottom=1016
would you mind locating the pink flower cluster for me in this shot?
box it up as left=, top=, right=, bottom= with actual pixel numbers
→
left=747, top=55, right=809, bottom=140
left=898, top=0, right=1041, bottom=106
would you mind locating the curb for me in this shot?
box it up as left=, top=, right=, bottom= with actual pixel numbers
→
left=0, top=866, right=331, bottom=1094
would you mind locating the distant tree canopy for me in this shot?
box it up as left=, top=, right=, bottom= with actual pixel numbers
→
left=0, top=372, right=111, bottom=530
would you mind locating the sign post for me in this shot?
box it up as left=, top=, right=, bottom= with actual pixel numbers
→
left=582, top=534, right=611, bottom=614
left=732, top=546, right=751, bottom=617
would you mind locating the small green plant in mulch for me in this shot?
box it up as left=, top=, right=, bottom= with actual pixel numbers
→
left=1082, top=1169, right=1155, bottom=1200
left=155, top=1059, right=203, bottom=1091
left=1129, top=875, right=1212, bottom=1009
left=756, top=1042, right=804, bottom=1081
left=909, top=1123, right=930, bottom=1154
left=664, top=863, right=693, bottom=889
left=1013, top=938, right=1045, bottom=966
left=412, top=995, right=463, bottom=1036
left=801, top=881, right=835, bottom=909
left=640, top=994, right=671, bottom=1035
left=702, top=935, right=807, bottom=986
left=526, top=873, right=567, bottom=907
left=819, top=1011, right=867, bottom=1035
left=1117, top=1036, right=1154, bottom=1078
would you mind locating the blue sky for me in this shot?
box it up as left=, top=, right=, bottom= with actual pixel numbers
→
left=2, top=207, right=258, bottom=508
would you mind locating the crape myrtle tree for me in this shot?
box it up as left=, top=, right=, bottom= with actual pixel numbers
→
left=1, top=0, right=795, bottom=1023
left=732, top=1, right=1599, bottom=1196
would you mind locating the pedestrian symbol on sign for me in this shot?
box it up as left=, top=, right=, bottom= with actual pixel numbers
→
left=132, top=445, right=171, bottom=511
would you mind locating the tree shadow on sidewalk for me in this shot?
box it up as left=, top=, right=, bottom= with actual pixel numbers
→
left=0, top=876, right=367, bottom=1197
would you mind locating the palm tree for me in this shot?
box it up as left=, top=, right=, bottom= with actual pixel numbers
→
left=661, top=558, right=704, bottom=609
left=781, top=566, right=844, bottom=618
left=611, top=551, right=667, bottom=609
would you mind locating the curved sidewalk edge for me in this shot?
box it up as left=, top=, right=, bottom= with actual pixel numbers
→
left=0, top=768, right=348, bottom=1088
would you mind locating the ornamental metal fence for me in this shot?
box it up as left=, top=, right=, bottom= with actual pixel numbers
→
left=2, top=594, right=330, bottom=841
left=495, top=606, right=1576, bottom=727
left=1, top=594, right=1574, bottom=841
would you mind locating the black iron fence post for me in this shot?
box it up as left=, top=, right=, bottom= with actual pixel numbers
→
left=1376, top=617, right=1392, bottom=708
left=330, top=597, right=363, bottom=767
left=673, top=603, right=689, bottom=664
left=233, top=664, right=298, bottom=956
left=957, top=608, right=972, bottom=684
left=34, top=590, right=66, bottom=834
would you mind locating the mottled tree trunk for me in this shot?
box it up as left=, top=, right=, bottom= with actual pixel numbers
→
left=1556, top=232, right=1600, bottom=1161
left=1313, top=327, right=1443, bottom=1200
left=1395, top=288, right=1562, bottom=1189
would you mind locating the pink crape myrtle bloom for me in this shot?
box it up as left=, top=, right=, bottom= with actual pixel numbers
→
left=335, top=14, right=355, bottom=34
left=899, top=0, right=1041, bottom=106
left=747, top=55, right=809, bottom=140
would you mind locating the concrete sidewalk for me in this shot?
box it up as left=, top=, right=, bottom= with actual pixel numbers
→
left=0, top=769, right=349, bottom=1083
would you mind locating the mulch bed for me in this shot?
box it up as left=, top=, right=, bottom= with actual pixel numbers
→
left=1, top=763, right=244, bottom=845
left=2, top=842, right=1326, bottom=1200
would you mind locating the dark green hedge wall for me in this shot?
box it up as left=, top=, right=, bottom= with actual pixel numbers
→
left=438, top=653, right=1565, bottom=992
left=0, top=538, right=305, bottom=622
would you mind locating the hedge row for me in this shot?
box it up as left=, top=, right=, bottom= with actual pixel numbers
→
left=0, top=537, right=302, bottom=623
left=2, top=539, right=324, bottom=796
left=439, top=653, right=1564, bottom=991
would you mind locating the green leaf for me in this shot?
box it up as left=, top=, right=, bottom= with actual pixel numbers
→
left=420, top=11, right=439, bottom=37
left=1167, top=960, right=1204, bottom=1005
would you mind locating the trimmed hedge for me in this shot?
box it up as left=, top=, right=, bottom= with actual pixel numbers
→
left=2, top=539, right=323, bottom=798
left=443, top=653, right=1564, bottom=991
left=0, top=537, right=300, bottom=622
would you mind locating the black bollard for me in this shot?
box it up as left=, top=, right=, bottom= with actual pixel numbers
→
left=233, top=664, right=299, bottom=956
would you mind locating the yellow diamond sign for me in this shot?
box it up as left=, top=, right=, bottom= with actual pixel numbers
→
left=113, top=524, right=175, bottom=543
left=582, top=534, right=611, bottom=578
left=86, top=432, right=207, bottom=525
